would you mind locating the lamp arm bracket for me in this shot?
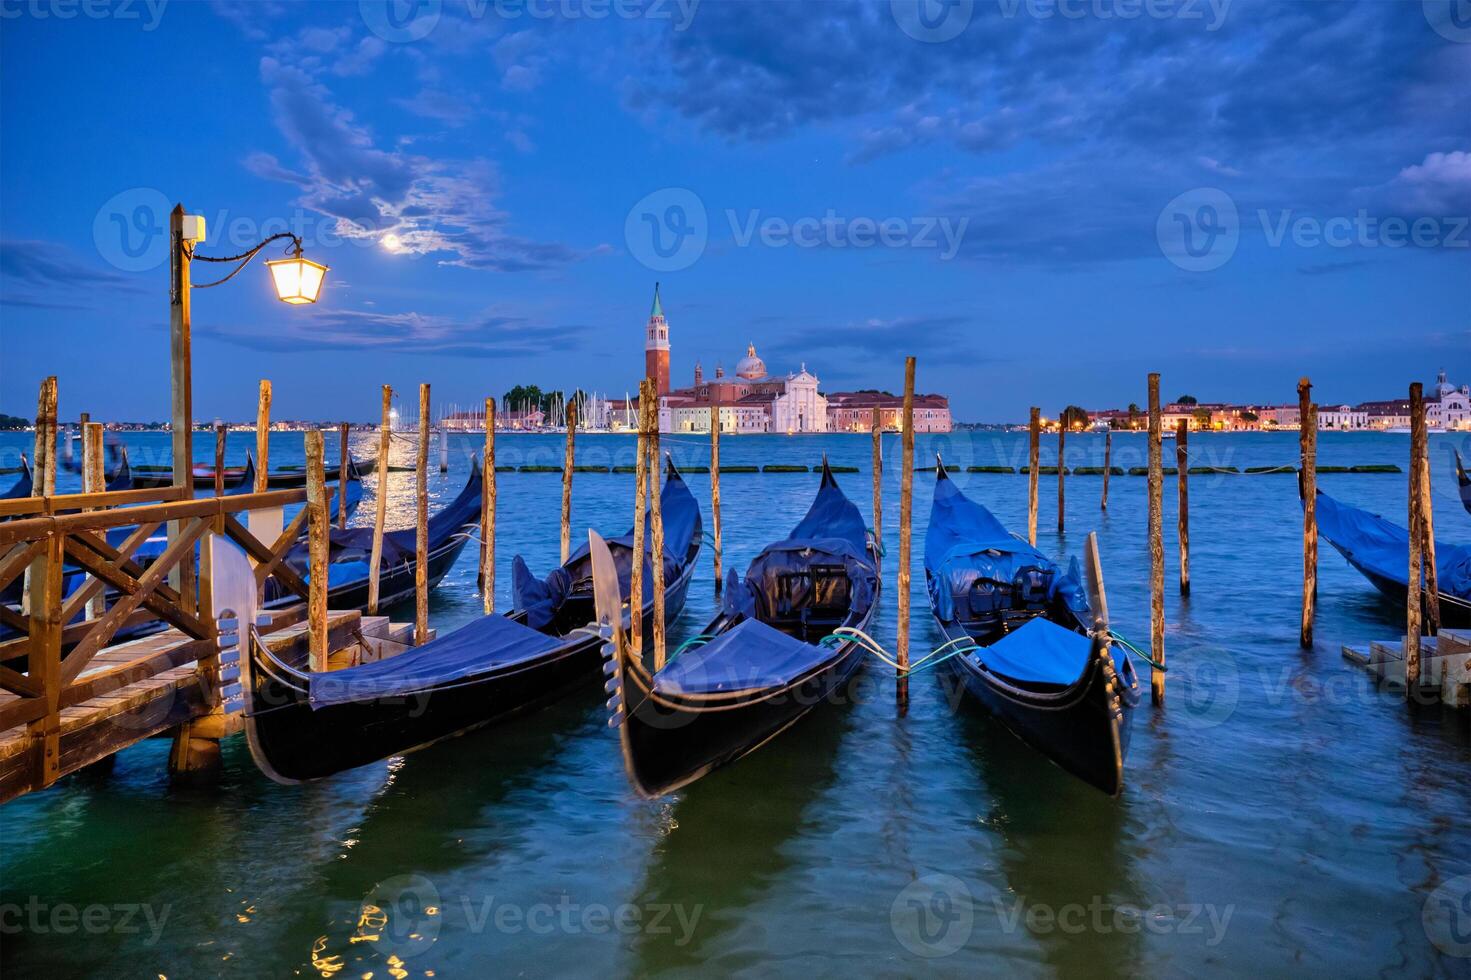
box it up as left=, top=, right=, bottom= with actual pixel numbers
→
left=191, top=232, right=303, bottom=289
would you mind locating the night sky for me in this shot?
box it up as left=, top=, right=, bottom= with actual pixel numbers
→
left=1, top=0, right=1467, bottom=423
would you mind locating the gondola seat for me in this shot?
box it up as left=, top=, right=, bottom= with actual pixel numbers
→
left=309, top=614, right=564, bottom=708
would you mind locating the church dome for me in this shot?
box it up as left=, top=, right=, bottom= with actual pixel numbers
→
left=735, top=343, right=766, bottom=380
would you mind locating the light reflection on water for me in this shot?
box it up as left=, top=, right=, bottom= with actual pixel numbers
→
left=0, top=429, right=1469, bottom=977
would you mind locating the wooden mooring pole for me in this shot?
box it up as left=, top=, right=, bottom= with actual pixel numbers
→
left=711, top=405, right=723, bottom=596
left=1299, top=377, right=1317, bottom=648
left=1177, top=419, right=1190, bottom=597
left=650, top=389, right=666, bottom=671
left=1027, top=407, right=1040, bottom=547
left=338, top=422, right=350, bottom=530
left=368, top=385, right=391, bottom=615
left=1057, top=419, right=1066, bottom=535
left=255, top=380, right=271, bottom=493
left=630, top=381, right=651, bottom=655
left=214, top=424, right=227, bottom=497
left=897, top=356, right=916, bottom=710
left=306, top=429, right=329, bottom=672
left=34, top=376, right=57, bottom=497
left=168, top=205, right=195, bottom=615
left=482, top=398, right=496, bottom=614
left=1147, top=373, right=1165, bottom=705
left=871, top=407, right=883, bottom=540
left=1407, top=382, right=1426, bottom=686
left=561, top=398, right=577, bottom=565
left=82, top=422, right=107, bottom=620
left=1417, top=397, right=1440, bottom=637
left=1101, top=429, right=1112, bottom=511
left=415, top=383, right=430, bottom=646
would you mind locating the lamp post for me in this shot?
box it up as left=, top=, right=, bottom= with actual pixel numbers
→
left=168, top=203, right=328, bottom=605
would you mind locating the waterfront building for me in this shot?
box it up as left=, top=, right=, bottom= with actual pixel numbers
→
left=1318, top=405, right=1369, bottom=430
left=1428, top=369, right=1471, bottom=430
left=825, top=392, right=953, bottom=433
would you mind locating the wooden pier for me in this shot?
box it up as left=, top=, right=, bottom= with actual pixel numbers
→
left=1342, top=629, right=1471, bottom=710
left=0, top=480, right=419, bottom=806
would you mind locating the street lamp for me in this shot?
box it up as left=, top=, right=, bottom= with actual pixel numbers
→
left=167, top=203, right=328, bottom=602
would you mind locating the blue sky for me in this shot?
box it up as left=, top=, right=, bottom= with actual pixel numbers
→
left=1, top=0, right=1467, bottom=423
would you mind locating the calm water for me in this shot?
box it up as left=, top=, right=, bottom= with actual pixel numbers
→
left=2, top=429, right=1469, bottom=978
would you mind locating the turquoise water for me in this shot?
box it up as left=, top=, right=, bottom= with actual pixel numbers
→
left=2, top=429, right=1469, bottom=977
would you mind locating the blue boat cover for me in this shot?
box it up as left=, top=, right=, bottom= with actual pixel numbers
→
left=655, top=618, right=832, bottom=695
left=720, top=465, right=878, bottom=622
left=966, top=616, right=1092, bottom=686
left=514, top=468, right=701, bottom=630
left=1314, top=490, right=1471, bottom=600
left=925, top=473, right=1087, bottom=623
left=309, top=612, right=564, bottom=708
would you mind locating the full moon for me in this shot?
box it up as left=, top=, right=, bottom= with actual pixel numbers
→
left=381, top=233, right=402, bottom=252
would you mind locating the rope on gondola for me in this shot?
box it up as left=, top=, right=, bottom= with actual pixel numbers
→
left=1107, top=629, right=1167, bottom=672
left=866, top=530, right=886, bottom=558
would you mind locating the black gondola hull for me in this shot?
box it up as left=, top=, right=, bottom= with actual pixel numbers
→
left=935, top=617, right=1137, bottom=797
left=617, top=633, right=869, bottom=798
left=244, top=554, right=698, bottom=783
left=1329, top=543, right=1471, bottom=629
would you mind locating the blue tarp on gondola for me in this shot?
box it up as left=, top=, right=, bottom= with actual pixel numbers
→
left=1314, top=490, right=1471, bottom=600
left=514, top=468, right=701, bottom=630
left=656, top=618, right=830, bottom=695
left=972, top=616, right=1093, bottom=685
left=925, top=473, right=1086, bottom=623
left=309, top=612, right=563, bottom=707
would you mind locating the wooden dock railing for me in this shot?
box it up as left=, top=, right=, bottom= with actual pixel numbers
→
left=0, top=483, right=314, bottom=795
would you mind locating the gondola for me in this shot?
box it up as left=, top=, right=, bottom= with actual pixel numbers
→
left=2, top=456, right=32, bottom=500
left=1456, top=450, right=1471, bottom=517
left=233, top=457, right=702, bottom=783
left=60, top=437, right=126, bottom=477
left=261, top=460, right=482, bottom=611
left=596, top=459, right=880, bottom=798
left=1309, top=485, right=1471, bottom=628
left=924, top=464, right=1139, bottom=796
left=129, top=460, right=256, bottom=490
left=264, top=455, right=364, bottom=490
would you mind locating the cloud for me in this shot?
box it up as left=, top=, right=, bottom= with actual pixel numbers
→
left=1383, top=150, right=1471, bottom=216
left=196, top=308, right=592, bottom=358
left=252, top=56, right=596, bottom=270
left=0, top=239, right=141, bottom=309
left=764, top=314, right=973, bottom=365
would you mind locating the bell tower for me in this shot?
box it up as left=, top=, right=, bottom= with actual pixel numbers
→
left=645, top=282, right=671, bottom=395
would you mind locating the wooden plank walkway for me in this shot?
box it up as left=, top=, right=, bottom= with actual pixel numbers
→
left=0, top=609, right=418, bottom=804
